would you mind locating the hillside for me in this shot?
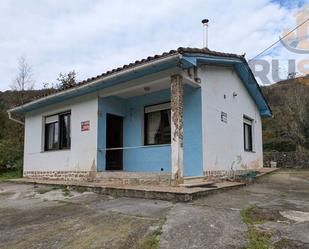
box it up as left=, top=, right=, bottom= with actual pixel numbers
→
left=261, top=76, right=309, bottom=152
left=0, top=89, right=53, bottom=171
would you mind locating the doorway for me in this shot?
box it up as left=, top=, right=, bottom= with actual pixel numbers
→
left=106, top=114, right=123, bottom=170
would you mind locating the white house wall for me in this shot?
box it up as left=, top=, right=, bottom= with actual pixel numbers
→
left=23, top=93, right=98, bottom=178
left=201, top=66, right=263, bottom=175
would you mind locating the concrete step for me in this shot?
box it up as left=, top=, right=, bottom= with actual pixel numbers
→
left=179, top=181, right=216, bottom=188
left=183, top=176, right=208, bottom=184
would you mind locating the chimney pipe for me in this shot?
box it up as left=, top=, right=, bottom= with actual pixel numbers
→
left=202, top=19, right=209, bottom=48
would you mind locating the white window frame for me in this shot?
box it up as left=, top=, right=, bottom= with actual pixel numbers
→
left=243, top=116, right=255, bottom=152
left=143, top=102, right=171, bottom=146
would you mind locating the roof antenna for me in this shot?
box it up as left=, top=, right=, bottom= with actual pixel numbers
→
left=202, top=19, right=209, bottom=49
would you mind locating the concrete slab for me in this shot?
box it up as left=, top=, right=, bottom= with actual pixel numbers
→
left=8, top=177, right=246, bottom=202
left=0, top=169, right=308, bottom=249
left=159, top=204, right=247, bottom=249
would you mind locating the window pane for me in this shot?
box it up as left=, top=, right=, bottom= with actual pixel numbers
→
left=60, top=113, right=71, bottom=149
left=144, top=107, right=171, bottom=145
left=160, top=109, right=171, bottom=144
left=45, top=122, right=59, bottom=150
left=146, top=111, right=161, bottom=145
left=244, top=123, right=252, bottom=151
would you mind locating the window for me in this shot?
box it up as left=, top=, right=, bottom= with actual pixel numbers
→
left=144, top=103, right=171, bottom=145
left=44, top=112, right=71, bottom=151
left=243, top=117, right=253, bottom=151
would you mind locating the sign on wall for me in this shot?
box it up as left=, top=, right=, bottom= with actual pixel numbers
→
left=81, top=121, right=90, bottom=131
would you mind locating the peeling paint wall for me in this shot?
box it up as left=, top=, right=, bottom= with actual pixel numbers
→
left=201, top=66, right=263, bottom=174
left=170, top=74, right=184, bottom=181
left=23, top=93, right=98, bottom=173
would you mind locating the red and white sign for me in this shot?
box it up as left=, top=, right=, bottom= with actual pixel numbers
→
left=81, top=121, right=90, bottom=131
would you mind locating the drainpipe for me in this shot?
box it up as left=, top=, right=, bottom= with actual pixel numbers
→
left=7, top=111, right=24, bottom=125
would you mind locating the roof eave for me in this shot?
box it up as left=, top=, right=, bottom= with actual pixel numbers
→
left=8, top=53, right=181, bottom=114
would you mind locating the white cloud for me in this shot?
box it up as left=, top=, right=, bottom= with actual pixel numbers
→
left=0, top=0, right=307, bottom=90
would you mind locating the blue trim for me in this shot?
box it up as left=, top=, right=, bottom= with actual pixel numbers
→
left=15, top=58, right=179, bottom=113
left=15, top=53, right=271, bottom=117
left=180, top=55, right=243, bottom=68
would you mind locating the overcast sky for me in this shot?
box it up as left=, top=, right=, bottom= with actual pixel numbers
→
left=0, top=0, right=308, bottom=91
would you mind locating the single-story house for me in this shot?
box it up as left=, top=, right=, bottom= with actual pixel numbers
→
left=8, top=47, right=272, bottom=185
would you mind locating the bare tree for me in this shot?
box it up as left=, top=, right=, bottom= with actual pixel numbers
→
left=11, top=55, right=34, bottom=91
left=11, top=55, right=34, bottom=105
left=284, top=84, right=309, bottom=151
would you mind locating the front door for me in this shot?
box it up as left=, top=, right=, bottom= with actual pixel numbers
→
left=106, top=114, right=123, bottom=170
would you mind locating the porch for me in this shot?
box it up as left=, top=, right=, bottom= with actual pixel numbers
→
left=96, top=70, right=204, bottom=184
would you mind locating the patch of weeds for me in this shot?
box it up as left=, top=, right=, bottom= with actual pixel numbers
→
left=0, top=170, right=22, bottom=181
left=62, top=187, right=73, bottom=197
left=136, top=218, right=166, bottom=249
left=37, top=188, right=53, bottom=194
left=36, top=186, right=62, bottom=194
left=241, top=205, right=284, bottom=225
left=274, top=239, right=308, bottom=249
left=109, top=189, right=120, bottom=199
left=241, top=205, right=266, bottom=225
left=241, top=205, right=273, bottom=249
left=73, top=186, right=88, bottom=193
left=245, top=227, right=271, bottom=249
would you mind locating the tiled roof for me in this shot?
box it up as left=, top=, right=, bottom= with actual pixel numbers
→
left=79, top=47, right=244, bottom=85
left=14, top=47, right=246, bottom=105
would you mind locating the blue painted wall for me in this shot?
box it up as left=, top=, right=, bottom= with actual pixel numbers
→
left=183, top=86, right=203, bottom=176
left=97, top=96, right=126, bottom=171
left=97, top=86, right=203, bottom=176
left=123, top=89, right=171, bottom=172
left=97, top=90, right=171, bottom=172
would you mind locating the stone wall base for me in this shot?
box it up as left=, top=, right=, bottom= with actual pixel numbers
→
left=203, top=169, right=259, bottom=180
left=23, top=171, right=172, bottom=185
left=23, top=171, right=91, bottom=181
left=264, top=151, right=309, bottom=169
left=95, top=172, right=172, bottom=186
left=23, top=170, right=261, bottom=184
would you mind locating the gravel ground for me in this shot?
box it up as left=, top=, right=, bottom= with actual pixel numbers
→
left=0, top=169, right=308, bottom=249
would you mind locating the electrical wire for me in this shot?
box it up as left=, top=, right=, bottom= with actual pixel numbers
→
left=249, top=16, right=309, bottom=62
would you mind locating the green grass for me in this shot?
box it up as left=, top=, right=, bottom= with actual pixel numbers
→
left=241, top=205, right=266, bottom=225
left=0, top=169, right=22, bottom=182
left=36, top=186, right=61, bottom=194
left=241, top=205, right=271, bottom=249
left=73, top=186, right=88, bottom=193
left=136, top=218, right=166, bottom=249
left=62, top=187, right=73, bottom=197
left=245, top=227, right=271, bottom=249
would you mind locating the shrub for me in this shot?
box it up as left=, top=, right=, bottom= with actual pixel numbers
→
left=0, top=139, right=23, bottom=171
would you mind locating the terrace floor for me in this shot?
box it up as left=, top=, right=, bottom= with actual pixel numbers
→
left=9, top=168, right=278, bottom=202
